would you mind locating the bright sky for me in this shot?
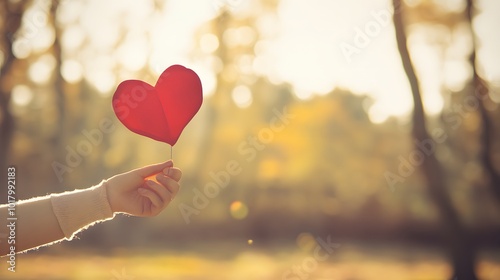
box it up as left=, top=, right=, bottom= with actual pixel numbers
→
left=252, top=0, right=500, bottom=122
left=13, top=0, right=500, bottom=123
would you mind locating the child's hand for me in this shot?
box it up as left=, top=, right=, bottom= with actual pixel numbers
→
left=105, top=161, right=182, bottom=217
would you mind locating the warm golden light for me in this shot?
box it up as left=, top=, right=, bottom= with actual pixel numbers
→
left=229, top=201, right=249, bottom=220
left=61, top=60, right=83, bottom=83
left=2, top=1, right=499, bottom=279
left=11, top=85, right=33, bottom=107
left=28, top=54, right=56, bottom=84
left=231, top=85, right=252, bottom=108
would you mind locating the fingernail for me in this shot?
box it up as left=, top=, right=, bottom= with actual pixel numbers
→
left=163, top=167, right=171, bottom=176
left=146, top=180, right=155, bottom=187
left=167, top=160, right=173, bottom=167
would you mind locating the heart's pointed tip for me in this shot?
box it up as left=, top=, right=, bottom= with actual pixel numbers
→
left=164, top=138, right=177, bottom=146
left=113, top=63, right=203, bottom=146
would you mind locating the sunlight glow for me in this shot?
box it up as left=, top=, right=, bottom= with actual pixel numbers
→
left=232, top=85, right=253, bottom=108
left=195, top=65, right=217, bottom=97
left=238, top=55, right=254, bottom=75
left=79, top=1, right=120, bottom=50
left=409, top=29, right=445, bottom=115
left=262, top=0, right=410, bottom=115
left=229, top=201, right=249, bottom=220
left=50, top=0, right=500, bottom=121
left=61, top=25, right=85, bottom=51
left=432, top=0, right=466, bottom=13
left=11, top=85, right=34, bottom=107
left=56, top=0, right=84, bottom=25
left=223, top=26, right=256, bottom=47
left=29, top=54, right=56, bottom=84
left=84, top=54, right=117, bottom=94
left=200, top=33, right=219, bottom=54
left=21, top=0, right=54, bottom=54
left=474, top=0, right=500, bottom=80
left=30, top=26, right=55, bottom=53
left=87, top=71, right=116, bottom=95
left=293, top=88, right=313, bottom=101
left=423, top=91, right=444, bottom=116
left=368, top=103, right=389, bottom=124
left=443, top=60, right=471, bottom=92
left=117, top=33, right=149, bottom=71
left=61, top=59, right=83, bottom=83
left=13, top=39, right=31, bottom=59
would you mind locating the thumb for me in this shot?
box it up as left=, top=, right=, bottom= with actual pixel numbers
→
left=133, top=160, right=173, bottom=178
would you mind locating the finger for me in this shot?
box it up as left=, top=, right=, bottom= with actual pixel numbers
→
left=145, top=178, right=171, bottom=203
left=138, top=182, right=163, bottom=207
left=162, top=167, right=182, bottom=182
left=135, top=160, right=173, bottom=178
left=156, top=174, right=180, bottom=195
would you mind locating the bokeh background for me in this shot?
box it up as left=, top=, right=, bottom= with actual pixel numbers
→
left=1, top=0, right=500, bottom=279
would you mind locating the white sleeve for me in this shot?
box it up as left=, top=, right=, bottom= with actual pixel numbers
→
left=50, top=181, right=115, bottom=239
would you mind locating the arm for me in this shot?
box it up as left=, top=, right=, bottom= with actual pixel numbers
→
left=0, top=194, right=65, bottom=255
left=0, top=160, right=181, bottom=256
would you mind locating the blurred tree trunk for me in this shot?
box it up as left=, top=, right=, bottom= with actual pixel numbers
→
left=392, top=0, right=478, bottom=279
left=0, top=0, right=27, bottom=186
left=191, top=11, right=231, bottom=179
left=48, top=0, right=69, bottom=192
left=466, top=0, right=500, bottom=204
left=49, top=0, right=66, bottom=147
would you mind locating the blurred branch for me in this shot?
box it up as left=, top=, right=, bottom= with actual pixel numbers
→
left=392, top=0, right=478, bottom=279
left=466, top=0, right=500, bottom=204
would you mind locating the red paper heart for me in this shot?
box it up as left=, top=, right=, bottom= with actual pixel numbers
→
left=112, top=65, right=203, bottom=146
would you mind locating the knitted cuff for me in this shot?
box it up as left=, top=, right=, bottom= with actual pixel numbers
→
left=50, top=180, right=115, bottom=240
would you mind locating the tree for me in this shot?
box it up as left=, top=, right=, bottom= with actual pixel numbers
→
left=0, top=0, right=28, bottom=192
left=49, top=0, right=66, bottom=147
left=465, top=0, right=500, bottom=204
left=392, top=0, right=478, bottom=279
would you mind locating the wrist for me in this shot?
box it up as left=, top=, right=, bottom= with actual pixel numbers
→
left=104, top=179, right=122, bottom=214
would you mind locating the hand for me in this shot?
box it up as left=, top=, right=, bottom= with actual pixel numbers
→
left=105, top=161, right=182, bottom=217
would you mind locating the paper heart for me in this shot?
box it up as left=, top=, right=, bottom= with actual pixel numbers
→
left=112, top=65, right=203, bottom=146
